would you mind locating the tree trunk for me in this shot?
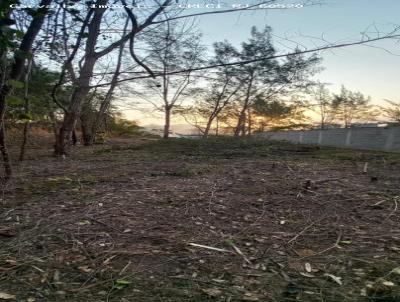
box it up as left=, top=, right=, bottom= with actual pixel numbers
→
left=81, top=124, right=93, bottom=147
left=203, top=117, right=213, bottom=137
left=247, top=107, right=252, bottom=136
left=0, top=125, right=11, bottom=181
left=240, top=112, right=247, bottom=137
left=47, top=98, right=59, bottom=144
left=54, top=80, right=93, bottom=155
left=72, top=129, right=77, bottom=146
left=90, top=99, right=109, bottom=143
left=19, top=59, right=33, bottom=161
left=234, top=108, right=246, bottom=137
left=90, top=76, right=116, bottom=144
left=80, top=121, right=93, bottom=146
left=54, top=1, right=116, bottom=155
left=163, top=107, right=171, bottom=138
left=54, top=13, right=102, bottom=154
left=203, top=107, right=222, bottom=138
left=234, top=76, right=253, bottom=137
left=19, top=123, right=30, bottom=161
left=90, top=19, right=128, bottom=144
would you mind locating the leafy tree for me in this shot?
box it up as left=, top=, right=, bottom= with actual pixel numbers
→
left=231, top=26, right=279, bottom=136
left=252, top=95, right=310, bottom=131
left=332, top=86, right=376, bottom=127
left=178, top=41, right=242, bottom=137
left=205, top=26, right=320, bottom=136
left=106, top=116, right=143, bottom=138
left=309, top=83, right=336, bottom=129
left=7, top=64, right=71, bottom=123
left=0, top=0, right=53, bottom=179
left=181, top=26, right=320, bottom=136
left=79, top=90, right=107, bottom=145
left=381, top=100, right=400, bottom=124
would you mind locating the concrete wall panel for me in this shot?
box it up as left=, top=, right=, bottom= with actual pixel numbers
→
left=258, top=127, right=400, bottom=152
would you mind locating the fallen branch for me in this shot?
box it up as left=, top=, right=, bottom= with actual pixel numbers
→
left=0, top=227, right=16, bottom=237
left=231, top=243, right=252, bottom=265
left=287, top=220, right=318, bottom=244
left=188, top=243, right=232, bottom=253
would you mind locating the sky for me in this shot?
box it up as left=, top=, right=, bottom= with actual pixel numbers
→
left=123, top=0, right=400, bottom=125
left=197, top=0, right=400, bottom=100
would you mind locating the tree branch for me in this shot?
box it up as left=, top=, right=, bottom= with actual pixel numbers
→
left=91, top=33, right=400, bottom=88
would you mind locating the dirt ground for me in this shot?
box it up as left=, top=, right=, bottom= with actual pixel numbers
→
left=1, top=137, right=400, bottom=302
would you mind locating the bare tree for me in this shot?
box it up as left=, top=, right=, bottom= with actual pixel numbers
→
left=77, top=19, right=130, bottom=145
left=136, top=21, right=204, bottom=138
left=52, top=0, right=178, bottom=155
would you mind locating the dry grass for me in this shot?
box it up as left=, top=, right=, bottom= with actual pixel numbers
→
left=1, top=137, right=400, bottom=301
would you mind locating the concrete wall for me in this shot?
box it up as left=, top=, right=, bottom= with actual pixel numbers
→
left=258, top=127, right=400, bottom=152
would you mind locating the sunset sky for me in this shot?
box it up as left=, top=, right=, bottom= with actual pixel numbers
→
left=123, top=0, right=400, bottom=126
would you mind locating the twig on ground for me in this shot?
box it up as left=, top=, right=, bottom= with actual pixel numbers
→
left=363, top=162, right=368, bottom=173
left=287, top=220, right=319, bottom=244
left=312, top=229, right=343, bottom=256
left=119, top=261, right=132, bottom=276
left=188, top=243, right=232, bottom=253
left=208, top=182, right=217, bottom=214
left=383, top=196, right=399, bottom=222
left=231, top=243, right=252, bottom=265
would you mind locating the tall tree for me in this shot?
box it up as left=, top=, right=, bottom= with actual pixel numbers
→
left=332, top=86, right=375, bottom=127
left=232, top=26, right=278, bottom=136
left=205, top=26, right=320, bottom=136
left=53, top=0, right=176, bottom=155
left=0, top=0, right=52, bottom=180
left=310, top=83, right=335, bottom=129
left=177, top=41, right=241, bottom=137
left=180, top=26, right=320, bottom=136
left=78, top=18, right=130, bottom=145
left=137, top=21, right=204, bottom=138
left=245, top=94, right=310, bottom=131
left=382, top=100, right=400, bottom=124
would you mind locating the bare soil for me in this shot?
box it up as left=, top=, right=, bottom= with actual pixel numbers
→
left=1, top=137, right=400, bottom=302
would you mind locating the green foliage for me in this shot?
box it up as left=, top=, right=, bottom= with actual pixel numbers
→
left=113, top=279, right=132, bottom=290
left=253, top=98, right=292, bottom=117
left=106, top=118, right=143, bottom=137
left=382, top=100, right=400, bottom=123
left=252, top=95, right=310, bottom=131
left=7, top=64, right=72, bottom=123
left=332, top=85, right=376, bottom=127
left=0, top=0, right=23, bottom=53
left=5, top=95, right=23, bottom=105
left=16, top=112, right=33, bottom=123
left=7, top=79, right=24, bottom=89
left=309, top=82, right=336, bottom=128
left=186, top=26, right=320, bottom=135
left=14, top=49, right=32, bottom=60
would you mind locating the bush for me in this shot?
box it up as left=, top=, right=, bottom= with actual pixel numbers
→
left=107, top=118, right=143, bottom=137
